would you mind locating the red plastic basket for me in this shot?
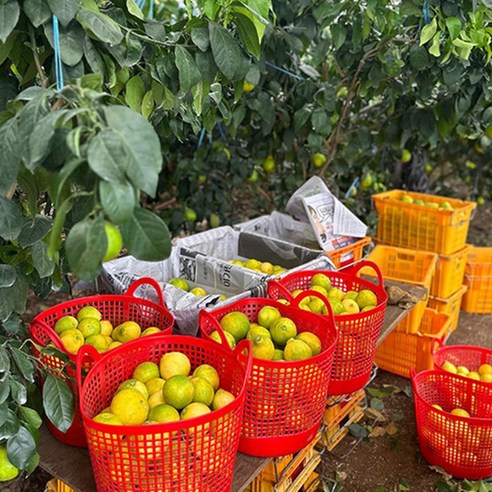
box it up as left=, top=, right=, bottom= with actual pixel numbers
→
left=411, top=369, right=492, bottom=479
left=77, top=336, right=252, bottom=492
left=267, top=261, right=388, bottom=396
left=433, top=343, right=492, bottom=381
left=29, top=278, right=174, bottom=447
left=199, top=298, right=338, bottom=457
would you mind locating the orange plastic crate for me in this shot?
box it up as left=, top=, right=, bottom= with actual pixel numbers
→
left=372, top=190, right=476, bottom=255
left=430, top=245, right=471, bottom=298
left=327, top=236, right=372, bottom=269
left=363, top=245, right=438, bottom=333
left=46, top=480, right=75, bottom=492
left=428, top=285, right=467, bottom=333
left=462, top=247, right=492, bottom=313
left=375, top=308, right=451, bottom=378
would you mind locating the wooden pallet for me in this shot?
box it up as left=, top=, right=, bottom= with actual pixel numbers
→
left=46, top=479, right=75, bottom=492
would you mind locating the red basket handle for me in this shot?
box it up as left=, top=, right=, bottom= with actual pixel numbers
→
left=125, top=277, right=165, bottom=307
left=267, top=279, right=295, bottom=302
left=199, top=309, right=233, bottom=349
left=234, top=339, right=253, bottom=383
left=410, top=368, right=417, bottom=380
left=75, top=345, right=102, bottom=396
left=290, top=290, right=335, bottom=320
left=342, top=260, right=384, bottom=287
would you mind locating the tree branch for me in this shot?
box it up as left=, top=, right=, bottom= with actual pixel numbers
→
left=28, top=25, right=49, bottom=89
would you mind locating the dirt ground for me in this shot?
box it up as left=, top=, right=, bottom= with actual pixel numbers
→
left=6, top=202, right=492, bottom=492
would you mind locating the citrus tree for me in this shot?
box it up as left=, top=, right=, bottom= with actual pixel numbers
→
left=0, top=0, right=272, bottom=476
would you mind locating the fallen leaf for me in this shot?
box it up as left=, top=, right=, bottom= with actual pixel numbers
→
left=365, top=407, right=386, bottom=421
left=369, top=426, right=386, bottom=438
left=386, top=422, right=398, bottom=435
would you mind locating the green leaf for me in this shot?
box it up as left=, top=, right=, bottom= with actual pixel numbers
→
left=10, top=379, right=27, bottom=405
left=209, top=22, right=249, bottom=81
left=18, top=216, right=52, bottom=248
left=25, top=451, right=40, bottom=476
left=0, top=347, right=10, bottom=373
left=445, top=17, right=461, bottom=41
left=420, top=17, right=437, bottom=46
left=87, top=129, right=127, bottom=182
left=141, top=90, right=154, bottom=120
left=0, top=265, right=16, bottom=288
left=409, top=46, right=430, bottom=70
left=31, top=241, right=56, bottom=278
left=191, top=26, right=210, bottom=51
left=429, top=32, right=441, bottom=57
left=348, top=423, right=369, bottom=438
left=200, top=0, right=221, bottom=20
left=234, top=12, right=261, bottom=59
left=121, top=207, right=171, bottom=261
left=0, top=0, right=20, bottom=44
left=0, top=32, right=17, bottom=66
left=127, top=0, right=143, bottom=19
left=45, top=21, right=85, bottom=67
left=24, top=0, right=51, bottom=27
left=0, top=381, right=9, bottom=405
left=42, top=373, right=75, bottom=433
left=65, top=215, right=106, bottom=280
left=99, top=180, right=135, bottom=223
left=84, top=37, right=105, bottom=74
left=103, top=106, right=162, bottom=197
left=0, top=409, right=20, bottom=440
left=7, top=425, right=36, bottom=469
left=175, top=46, right=202, bottom=92
left=78, top=11, right=124, bottom=46
left=125, top=75, right=145, bottom=113
left=10, top=348, right=34, bottom=383
left=20, top=407, right=42, bottom=430
left=0, top=196, right=23, bottom=241
left=47, top=197, right=72, bottom=258
left=47, top=0, right=81, bottom=27
left=331, top=24, right=347, bottom=50
left=0, top=118, right=20, bottom=195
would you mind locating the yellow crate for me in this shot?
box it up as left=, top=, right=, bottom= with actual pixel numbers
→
left=428, top=285, right=467, bottom=333
left=46, top=479, right=75, bottom=492
left=462, top=247, right=492, bottom=313
left=363, top=245, right=438, bottom=333
left=375, top=308, right=451, bottom=379
left=430, top=245, right=471, bottom=298
left=372, top=189, right=476, bottom=255
left=324, top=390, right=366, bottom=431
left=327, top=236, right=372, bottom=269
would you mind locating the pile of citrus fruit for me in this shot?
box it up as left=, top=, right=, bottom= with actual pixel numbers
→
left=92, top=352, right=234, bottom=426
left=168, top=278, right=210, bottom=297
left=281, top=272, right=378, bottom=315
left=399, top=194, right=454, bottom=210
left=210, top=306, right=322, bottom=362
left=441, top=361, right=492, bottom=382
left=53, top=306, right=164, bottom=354
left=228, top=258, right=286, bottom=276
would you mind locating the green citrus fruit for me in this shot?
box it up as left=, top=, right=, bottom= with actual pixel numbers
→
left=77, top=306, right=102, bottom=321
left=251, top=334, right=275, bottom=360
left=184, top=208, right=197, bottom=222
left=270, top=317, right=297, bottom=347
left=262, top=155, right=276, bottom=173
left=168, top=278, right=190, bottom=291
left=0, top=446, right=19, bottom=481
left=133, top=362, right=160, bottom=383
left=311, top=273, right=331, bottom=291
left=110, top=388, right=149, bottom=425
left=148, top=404, right=180, bottom=423
left=54, top=315, right=78, bottom=334
left=190, top=377, right=215, bottom=406
left=356, top=289, right=378, bottom=310
left=163, top=375, right=195, bottom=410
left=219, top=312, right=250, bottom=342
left=212, top=388, right=235, bottom=410
left=284, top=339, right=313, bottom=361
left=210, top=330, right=236, bottom=348
left=296, top=332, right=322, bottom=355
left=193, top=364, right=220, bottom=391
left=401, top=149, right=412, bottom=163
left=78, top=318, right=101, bottom=338
left=257, top=306, right=281, bottom=329
left=159, top=352, right=191, bottom=379
left=103, top=221, right=123, bottom=262
left=117, top=379, right=149, bottom=399
left=311, top=153, right=327, bottom=168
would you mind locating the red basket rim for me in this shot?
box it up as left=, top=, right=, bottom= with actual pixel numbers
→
left=78, top=335, right=252, bottom=432
left=411, top=369, right=492, bottom=423
left=200, top=297, right=338, bottom=368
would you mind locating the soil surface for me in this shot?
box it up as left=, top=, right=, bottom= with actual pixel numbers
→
left=8, top=202, right=491, bottom=491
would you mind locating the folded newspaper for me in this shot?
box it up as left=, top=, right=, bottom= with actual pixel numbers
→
left=285, top=176, right=368, bottom=251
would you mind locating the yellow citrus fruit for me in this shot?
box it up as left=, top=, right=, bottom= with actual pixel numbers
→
left=296, top=332, right=322, bottom=355
left=191, top=377, right=214, bottom=406
left=102, top=221, right=123, bottom=262
left=92, top=412, right=123, bottom=425
left=467, top=371, right=481, bottom=381
left=355, top=289, right=378, bottom=309
left=311, top=153, right=327, bottom=168
left=344, top=291, right=358, bottom=301
left=99, top=320, right=113, bottom=336
left=311, top=273, right=331, bottom=291
left=243, top=81, right=255, bottom=92
left=284, top=339, right=313, bottom=361
left=149, top=404, right=180, bottom=423
left=342, top=299, right=360, bottom=314
left=192, top=364, right=220, bottom=391
left=219, top=312, right=250, bottom=341
left=262, top=155, right=276, bottom=173
left=451, top=408, right=470, bottom=418
left=85, top=334, right=109, bottom=352
left=78, top=318, right=101, bottom=338
left=108, top=341, right=122, bottom=350
left=148, top=390, right=166, bottom=409
left=310, top=285, right=329, bottom=298
left=145, top=377, right=166, bottom=396
left=60, top=329, right=85, bottom=354
left=212, top=388, right=235, bottom=410
left=0, top=445, right=19, bottom=481
left=190, top=287, right=207, bottom=296
left=110, top=388, right=149, bottom=425
left=113, top=321, right=141, bottom=343
left=308, top=298, right=326, bottom=314
left=272, top=349, right=284, bottom=361
left=133, top=361, right=160, bottom=383
left=270, top=317, right=297, bottom=347
left=117, top=379, right=149, bottom=399
left=77, top=306, right=102, bottom=321
left=479, top=364, right=492, bottom=375
left=141, top=327, right=161, bottom=336
left=481, top=373, right=492, bottom=383
left=361, top=305, right=376, bottom=312
left=260, top=262, right=274, bottom=274
left=456, top=366, right=470, bottom=376
left=163, top=375, right=195, bottom=410
left=257, top=306, right=281, bottom=329
left=210, top=330, right=236, bottom=348
left=245, top=258, right=261, bottom=270
left=251, top=334, right=275, bottom=360
left=169, top=278, right=190, bottom=291
left=328, top=299, right=345, bottom=315
left=181, top=402, right=211, bottom=420
left=246, top=325, right=271, bottom=341
left=292, top=289, right=304, bottom=298
left=159, top=351, right=191, bottom=379
left=328, top=288, right=345, bottom=302
left=54, top=315, right=78, bottom=334
left=441, top=361, right=457, bottom=374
